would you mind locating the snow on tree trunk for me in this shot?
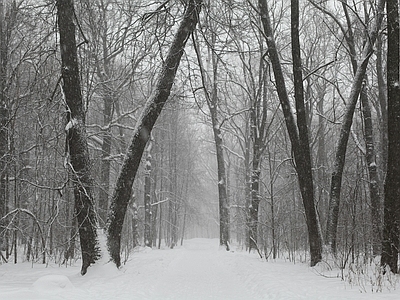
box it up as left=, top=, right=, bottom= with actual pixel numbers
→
left=106, top=0, right=202, bottom=267
left=144, top=140, right=152, bottom=248
left=381, top=0, right=400, bottom=274
left=56, top=0, right=100, bottom=275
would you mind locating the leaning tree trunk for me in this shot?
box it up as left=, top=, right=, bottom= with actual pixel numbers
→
left=56, top=0, right=100, bottom=275
left=381, top=0, right=400, bottom=274
left=259, top=0, right=322, bottom=266
left=325, top=0, right=385, bottom=253
left=107, top=0, right=202, bottom=268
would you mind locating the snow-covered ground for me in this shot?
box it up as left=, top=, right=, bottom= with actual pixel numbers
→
left=0, top=238, right=399, bottom=300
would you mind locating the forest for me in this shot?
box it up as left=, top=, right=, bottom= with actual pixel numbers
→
left=0, top=0, right=399, bottom=279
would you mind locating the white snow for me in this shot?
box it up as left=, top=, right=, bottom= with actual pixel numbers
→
left=1, top=238, right=399, bottom=300
left=65, top=118, right=78, bottom=132
left=32, top=275, right=75, bottom=292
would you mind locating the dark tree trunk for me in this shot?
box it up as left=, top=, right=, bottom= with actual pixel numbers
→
left=192, top=27, right=230, bottom=250
left=248, top=55, right=269, bottom=252
left=212, top=119, right=230, bottom=250
left=381, top=0, right=400, bottom=274
left=208, top=43, right=230, bottom=251
left=376, top=35, right=388, bottom=182
left=315, top=86, right=328, bottom=224
left=360, top=87, right=382, bottom=255
left=258, top=0, right=322, bottom=266
left=0, top=0, right=8, bottom=234
left=290, top=0, right=322, bottom=266
left=248, top=151, right=261, bottom=251
left=56, top=0, right=100, bottom=275
left=324, top=0, right=385, bottom=253
left=0, top=0, right=15, bottom=245
left=208, top=63, right=230, bottom=250
left=106, top=0, right=202, bottom=267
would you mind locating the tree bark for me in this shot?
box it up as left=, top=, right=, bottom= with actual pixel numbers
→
left=0, top=0, right=8, bottom=234
left=56, top=0, right=100, bottom=275
left=258, top=0, right=322, bottom=266
left=208, top=55, right=230, bottom=251
left=106, top=0, right=202, bottom=267
left=376, top=34, right=388, bottom=183
left=360, top=87, right=382, bottom=255
left=248, top=62, right=268, bottom=252
left=291, top=0, right=322, bottom=266
left=144, top=140, right=152, bottom=247
left=192, top=26, right=230, bottom=250
left=325, top=0, right=385, bottom=253
left=381, top=0, right=400, bottom=274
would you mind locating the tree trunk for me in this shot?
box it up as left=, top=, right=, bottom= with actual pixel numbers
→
left=106, top=0, right=202, bottom=267
left=144, top=140, right=152, bottom=247
left=248, top=56, right=269, bottom=252
left=325, top=0, right=385, bottom=253
left=213, top=120, right=230, bottom=250
left=291, top=0, right=322, bottom=266
left=360, top=87, right=382, bottom=255
left=168, top=110, right=178, bottom=249
left=0, top=0, right=14, bottom=245
left=192, top=26, right=230, bottom=250
left=248, top=150, right=261, bottom=251
left=381, top=0, right=400, bottom=274
left=56, top=0, right=100, bottom=275
left=0, top=0, right=7, bottom=235
left=376, top=34, right=388, bottom=184
left=258, top=0, right=322, bottom=266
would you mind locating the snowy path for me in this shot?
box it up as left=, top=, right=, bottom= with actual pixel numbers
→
left=147, top=240, right=251, bottom=299
left=0, top=238, right=399, bottom=299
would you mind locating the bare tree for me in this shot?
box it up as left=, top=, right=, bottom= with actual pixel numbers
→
left=56, top=0, right=100, bottom=275
left=0, top=0, right=17, bottom=258
left=313, top=0, right=385, bottom=254
left=381, top=0, right=400, bottom=274
left=107, top=0, right=202, bottom=267
left=144, top=139, right=152, bottom=247
left=257, top=0, right=323, bottom=266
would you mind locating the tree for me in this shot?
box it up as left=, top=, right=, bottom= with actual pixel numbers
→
left=80, top=0, right=141, bottom=227
left=56, top=0, right=100, bottom=275
left=381, top=0, right=400, bottom=274
left=144, top=139, right=152, bottom=247
left=0, top=0, right=13, bottom=255
left=257, top=0, right=323, bottom=266
left=107, top=0, right=202, bottom=268
left=192, top=21, right=230, bottom=250
left=311, top=0, right=385, bottom=254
